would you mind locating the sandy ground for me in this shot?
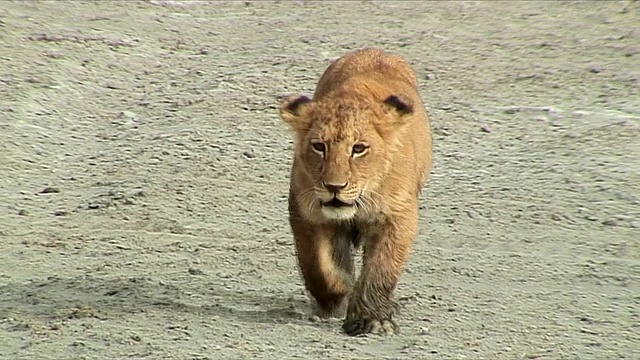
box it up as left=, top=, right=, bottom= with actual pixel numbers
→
left=1, top=1, right=639, bottom=359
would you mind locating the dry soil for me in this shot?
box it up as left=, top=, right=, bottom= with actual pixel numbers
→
left=1, top=1, right=639, bottom=359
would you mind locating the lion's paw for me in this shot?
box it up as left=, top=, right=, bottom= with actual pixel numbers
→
left=342, top=316, right=398, bottom=336
left=310, top=297, right=347, bottom=320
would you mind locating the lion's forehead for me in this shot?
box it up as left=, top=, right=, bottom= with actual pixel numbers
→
left=316, top=123, right=361, bottom=144
left=312, top=116, right=371, bottom=142
left=307, top=101, right=380, bottom=144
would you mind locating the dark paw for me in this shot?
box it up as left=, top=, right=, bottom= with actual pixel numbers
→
left=342, top=317, right=398, bottom=336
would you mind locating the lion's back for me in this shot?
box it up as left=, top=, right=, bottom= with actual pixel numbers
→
left=313, top=48, right=418, bottom=100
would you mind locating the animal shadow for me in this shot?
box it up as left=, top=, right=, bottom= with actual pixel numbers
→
left=0, top=274, right=317, bottom=326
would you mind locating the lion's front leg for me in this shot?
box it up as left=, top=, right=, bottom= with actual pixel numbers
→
left=342, top=212, right=418, bottom=336
left=291, top=219, right=354, bottom=319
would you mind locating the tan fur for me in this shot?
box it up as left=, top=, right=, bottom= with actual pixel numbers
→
left=279, top=48, right=433, bottom=336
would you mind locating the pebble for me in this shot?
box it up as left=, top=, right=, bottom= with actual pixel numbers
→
left=40, top=187, right=60, bottom=194
left=188, top=267, right=204, bottom=275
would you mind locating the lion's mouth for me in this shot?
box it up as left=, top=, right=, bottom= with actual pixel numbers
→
left=322, top=197, right=354, bottom=208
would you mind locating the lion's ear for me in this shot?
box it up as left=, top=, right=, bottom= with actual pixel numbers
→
left=374, top=94, right=415, bottom=136
left=383, top=94, right=414, bottom=117
left=279, top=94, right=312, bottom=132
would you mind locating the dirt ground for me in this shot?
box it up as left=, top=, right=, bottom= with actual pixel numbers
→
left=1, top=1, right=639, bottom=359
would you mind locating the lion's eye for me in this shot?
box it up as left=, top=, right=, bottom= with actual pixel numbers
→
left=352, top=143, right=369, bottom=156
left=311, top=142, right=326, bottom=154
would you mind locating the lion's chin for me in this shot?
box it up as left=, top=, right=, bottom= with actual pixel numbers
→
left=321, top=205, right=357, bottom=221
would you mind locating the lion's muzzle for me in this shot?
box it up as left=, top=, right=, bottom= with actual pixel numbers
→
left=317, top=182, right=359, bottom=221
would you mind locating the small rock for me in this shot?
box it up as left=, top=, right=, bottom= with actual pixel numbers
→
left=121, top=110, right=136, bottom=119
left=275, top=238, right=292, bottom=246
left=480, top=125, right=492, bottom=133
left=54, top=210, right=67, bottom=216
left=588, top=66, right=601, bottom=74
left=44, top=50, right=64, bottom=59
left=188, top=267, right=204, bottom=275
left=602, top=219, right=617, bottom=226
left=40, top=187, right=60, bottom=194
left=579, top=316, right=593, bottom=323
left=516, top=73, right=541, bottom=81
left=580, top=327, right=599, bottom=335
left=17, top=209, right=27, bottom=216
left=242, top=151, right=255, bottom=159
left=133, top=190, right=146, bottom=197
left=87, top=203, right=100, bottom=210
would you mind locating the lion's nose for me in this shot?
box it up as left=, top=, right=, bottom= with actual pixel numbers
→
left=323, top=181, right=348, bottom=193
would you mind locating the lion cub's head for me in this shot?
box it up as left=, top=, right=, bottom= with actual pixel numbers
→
left=279, top=92, right=414, bottom=221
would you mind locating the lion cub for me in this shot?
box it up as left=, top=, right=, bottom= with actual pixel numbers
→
left=278, top=48, right=433, bottom=336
